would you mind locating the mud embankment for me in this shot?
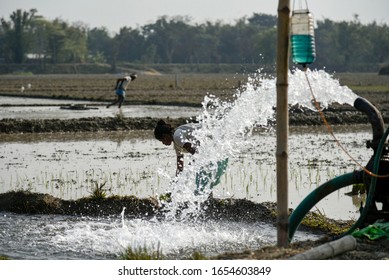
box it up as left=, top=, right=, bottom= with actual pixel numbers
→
left=0, top=190, right=276, bottom=224
left=1, top=107, right=386, bottom=134
left=0, top=116, right=189, bottom=134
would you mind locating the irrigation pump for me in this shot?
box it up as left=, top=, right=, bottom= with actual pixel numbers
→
left=289, top=97, right=389, bottom=241
left=353, top=97, right=389, bottom=217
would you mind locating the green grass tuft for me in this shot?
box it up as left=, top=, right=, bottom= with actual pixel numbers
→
left=120, top=246, right=164, bottom=260
left=89, top=181, right=107, bottom=199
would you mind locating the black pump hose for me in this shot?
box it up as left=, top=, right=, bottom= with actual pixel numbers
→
left=353, top=97, right=384, bottom=150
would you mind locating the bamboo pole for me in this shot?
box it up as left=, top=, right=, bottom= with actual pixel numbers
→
left=276, top=0, right=291, bottom=247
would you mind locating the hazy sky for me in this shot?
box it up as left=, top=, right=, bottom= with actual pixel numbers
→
left=1, top=0, right=388, bottom=34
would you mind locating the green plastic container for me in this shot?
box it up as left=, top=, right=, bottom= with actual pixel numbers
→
left=291, top=9, right=316, bottom=66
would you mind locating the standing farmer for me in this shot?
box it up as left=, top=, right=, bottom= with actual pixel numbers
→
left=107, top=73, right=137, bottom=108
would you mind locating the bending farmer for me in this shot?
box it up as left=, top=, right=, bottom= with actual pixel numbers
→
left=154, top=119, right=200, bottom=175
left=107, top=73, right=137, bottom=108
left=154, top=119, right=228, bottom=194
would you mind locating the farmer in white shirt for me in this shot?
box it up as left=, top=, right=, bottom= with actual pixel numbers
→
left=107, top=73, right=137, bottom=108
left=154, top=119, right=200, bottom=175
left=154, top=119, right=228, bottom=194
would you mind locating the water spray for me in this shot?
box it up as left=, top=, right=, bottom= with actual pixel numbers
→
left=288, top=1, right=389, bottom=241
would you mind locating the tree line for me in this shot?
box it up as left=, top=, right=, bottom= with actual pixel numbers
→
left=1, top=9, right=388, bottom=72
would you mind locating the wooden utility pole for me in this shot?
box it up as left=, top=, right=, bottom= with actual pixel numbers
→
left=276, top=0, right=290, bottom=247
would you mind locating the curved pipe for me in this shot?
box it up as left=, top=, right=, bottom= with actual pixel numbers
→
left=289, top=125, right=389, bottom=242
left=289, top=98, right=386, bottom=242
left=288, top=172, right=361, bottom=241
left=353, top=97, right=384, bottom=150
left=339, top=124, right=389, bottom=237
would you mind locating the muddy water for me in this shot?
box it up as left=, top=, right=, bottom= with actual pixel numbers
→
left=0, top=96, right=201, bottom=119
left=0, top=125, right=372, bottom=220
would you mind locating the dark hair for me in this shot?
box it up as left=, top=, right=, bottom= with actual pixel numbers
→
left=154, top=120, right=173, bottom=140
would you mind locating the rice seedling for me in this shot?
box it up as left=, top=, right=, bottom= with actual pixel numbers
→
left=89, top=181, right=107, bottom=199
left=120, top=244, right=163, bottom=260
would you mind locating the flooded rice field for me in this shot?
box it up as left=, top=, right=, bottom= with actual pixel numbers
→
left=0, top=125, right=371, bottom=220
left=0, top=69, right=382, bottom=259
left=0, top=96, right=201, bottom=120
left=1, top=125, right=370, bottom=259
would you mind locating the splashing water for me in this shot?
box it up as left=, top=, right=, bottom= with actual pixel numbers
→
left=1, top=212, right=317, bottom=259
left=289, top=68, right=357, bottom=110
left=0, top=68, right=358, bottom=259
left=47, top=68, right=358, bottom=258
left=162, top=68, right=359, bottom=218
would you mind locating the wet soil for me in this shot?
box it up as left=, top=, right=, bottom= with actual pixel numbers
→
left=0, top=72, right=388, bottom=134
left=0, top=100, right=388, bottom=134
left=0, top=191, right=275, bottom=222
left=0, top=115, right=190, bottom=134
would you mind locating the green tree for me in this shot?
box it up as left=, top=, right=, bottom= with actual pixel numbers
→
left=0, top=9, right=37, bottom=63
left=29, top=16, right=50, bottom=64
left=315, top=19, right=340, bottom=69
left=142, top=16, right=192, bottom=63
left=62, top=23, right=88, bottom=62
left=45, top=20, right=66, bottom=63
left=87, top=27, right=112, bottom=63
left=315, top=17, right=389, bottom=71
left=45, top=19, right=88, bottom=63
left=191, top=22, right=221, bottom=63
left=218, top=18, right=261, bottom=64
left=113, top=27, right=144, bottom=62
left=255, top=28, right=277, bottom=65
left=365, top=22, right=389, bottom=64
left=2, top=9, right=388, bottom=73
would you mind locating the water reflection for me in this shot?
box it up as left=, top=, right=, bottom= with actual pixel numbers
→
left=0, top=97, right=201, bottom=120
left=0, top=125, right=372, bottom=220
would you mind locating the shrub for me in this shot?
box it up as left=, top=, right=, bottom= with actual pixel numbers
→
left=379, top=65, right=389, bottom=75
